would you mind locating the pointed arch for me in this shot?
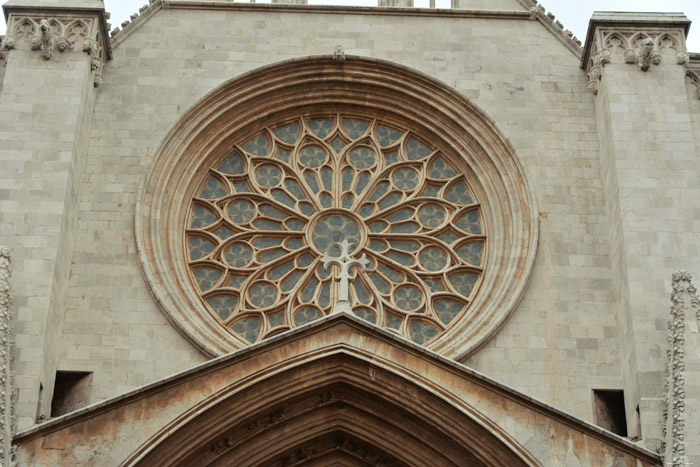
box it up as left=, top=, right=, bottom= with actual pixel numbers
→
left=123, top=351, right=540, bottom=466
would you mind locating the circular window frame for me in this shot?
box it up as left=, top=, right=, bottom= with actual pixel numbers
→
left=136, top=56, right=538, bottom=359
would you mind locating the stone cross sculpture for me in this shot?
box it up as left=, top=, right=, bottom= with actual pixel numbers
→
left=321, top=239, right=369, bottom=314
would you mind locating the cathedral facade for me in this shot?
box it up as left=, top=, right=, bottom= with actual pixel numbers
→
left=0, top=0, right=698, bottom=465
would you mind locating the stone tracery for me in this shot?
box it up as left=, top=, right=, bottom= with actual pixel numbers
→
left=186, top=114, right=486, bottom=345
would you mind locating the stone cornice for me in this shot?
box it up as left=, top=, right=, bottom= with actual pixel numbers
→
left=2, top=3, right=111, bottom=60
left=109, top=0, right=581, bottom=59
left=581, top=12, right=690, bottom=71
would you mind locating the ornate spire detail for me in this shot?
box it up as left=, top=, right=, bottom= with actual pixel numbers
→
left=661, top=271, right=697, bottom=466
left=321, top=240, right=369, bottom=314
left=0, top=247, right=15, bottom=466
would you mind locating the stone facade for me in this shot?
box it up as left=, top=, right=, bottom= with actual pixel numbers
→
left=0, top=0, right=698, bottom=465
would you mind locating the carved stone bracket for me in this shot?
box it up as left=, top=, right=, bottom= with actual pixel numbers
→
left=660, top=271, right=697, bottom=466
left=583, top=20, right=690, bottom=94
left=4, top=13, right=107, bottom=85
left=685, top=70, right=700, bottom=100
left=0, top=247, right=15, bottom=466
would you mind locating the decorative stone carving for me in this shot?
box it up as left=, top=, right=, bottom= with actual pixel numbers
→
left=2, top=36, right=16, bottom=51
left=0, top=247, right=15, bottom=466
left=660, top=271, right=697, bottom=466
left=332, top=45, right=345, bottom=61
left=583, top=28, right=688, bottom=88
left=30, top=19, right=53, bottom=60
left=321, top=240, right=370, bottom=314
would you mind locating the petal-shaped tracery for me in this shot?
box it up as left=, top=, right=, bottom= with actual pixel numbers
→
left=186, top=113, right=486, bottom=345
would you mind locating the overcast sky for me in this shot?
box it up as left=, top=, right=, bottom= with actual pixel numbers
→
left=1, top=1, right=699, bottom=51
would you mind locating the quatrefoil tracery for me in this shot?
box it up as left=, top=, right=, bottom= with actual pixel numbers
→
left=186, top=114, right=486, bottom=346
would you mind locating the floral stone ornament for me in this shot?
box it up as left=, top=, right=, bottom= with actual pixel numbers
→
left=186, top=114, right=486, bottom=346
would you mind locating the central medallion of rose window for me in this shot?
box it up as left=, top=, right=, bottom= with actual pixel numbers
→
left=187, top=114, right=485, bottom=346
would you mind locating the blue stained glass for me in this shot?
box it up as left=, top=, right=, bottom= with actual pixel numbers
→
left=455, top=210, right=482, bottom=235
left=392, top=168, right=419, bottom=191
left=394, top=285, right=422, bottom=311
left=301, top=278, right=318, bottom=303
left=214, top=225, right=235, bottom=241
left=354, top=172, right=371, bottom=195
left=191, top=204, right=218, bottom=229
left=368, top=220, right=388, bottom=233
left=445, top=181, right=474, bottom=206
left=418, top=204, right=447, bottom=229
left=359, top=204, right=376, bottom=218
left=409, top=321, right=439, bottom=344
left=386, top=250, right=415, bottom=267
left=386, top=313, right=402, bottom=329
left=369, top=181, right=390, bottom=202
left=247, top=282, right=277, bottom=308
left=457, top=241, right=483, bottom=266
left=207, top=294, right=238, bottom=320
left=299, top=145, right=328, bottom=168
left=232, top=316, right=261, bottom=343
left=368, top=272, right=390, bottom=295
left=259, top=204, right=286, bottom=220
left=282, top=271, right=303, bottom=292
left=378, top=192, right=402, bottom=211
left=294, top=306, right=323, bottom=326
left=331, top=137, right=346, bottom=153
left=224, top=242, right=253, bottom=268
left=285, top=219, right=304, bottom=231
left=390, top=222, right=419, bottom=234
left=218, top=152, right=245, bottom=175
left=386, top=208, right=414, bottom=223
left=192, top=267, right=222, bottom=292
left=257, top=248, right=286, bottom=263
left=227, top=200, right=255, bottom=224
left=342, top=193, right=355, bottom=210
left=303, top=171, right=320, bottom=193
left=233, top=181, right=252, bottom=193
left=419, top=247, right=448, bottom=271
left=353, top=307, right=376, bottom=324
left=428, top=156, right=457, bottom=179
left=388, top=240, right=419, bottom=252
left=405, top=137, right=432, bottom=161
left=199, top=176, right=227, bottom=199
left=276, top=149, right=291, bottom=164
left=271, top=189, right=296, bottom=209
left=273, top=122, right=300, bottom=144
left=285, top=179, right=307, bottom=200
left=189, top=236, right=215, bottom=260
left=255, top=164, right=283, bottom=187
left=268, top=311, right=285, bottom=328
left=449, top=271, right=479, bottom=297
left=227, top=275, right=246, bottom=290
left=319, top=281, right=331, bottom=308
left=243, top=134, right=270, bottom=156
left=424, top=279, right=444, bottom=292
left=321, top=166, right=333, bottom=191
left=253, top=219, right=282, bottom=231
left=268, top=260, right=293, bottom=281
left=285, top=238, right=304, bottom=251
left=384, top=151, right=399, bottom=166
left=434, top=299, right=464, bottom=325
left=376, top=124, right=403, bottom=147
left=352, top=280, right=372, bottom=305
left=297, top=253, right=314, bottom=268
left=299, top=202, right=315, bottom=217
left=343, top=118, right=370, bottom=139
left=348, top=147, right=376, bottom=170
left=307, top=118, right=334, bottom=138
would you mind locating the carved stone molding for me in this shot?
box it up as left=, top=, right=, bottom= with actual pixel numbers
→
left=585, top=29, right=688, bottom=83
left=4, top=13, right=107, bottom=84
left=0, top=247, right=15, bottom=466
left=660, top=271, right=697, bottom=466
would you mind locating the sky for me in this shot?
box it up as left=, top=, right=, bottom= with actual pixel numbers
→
left=1, top=1, right=699, bottom=51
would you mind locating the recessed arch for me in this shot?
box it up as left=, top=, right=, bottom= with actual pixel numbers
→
left=123, top=352, right=540, bottom=466
left=136, top=56, right=538, bottom=359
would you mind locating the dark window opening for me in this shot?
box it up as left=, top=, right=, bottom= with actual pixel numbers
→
left=51, top=371, right=92, bottom=417
left=593, top=389, right=627, bottom=436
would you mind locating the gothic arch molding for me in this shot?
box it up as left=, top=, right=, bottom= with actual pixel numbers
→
left=136, top=56, right=539, bottom=359
left=123, top=351, right=540, bottom=466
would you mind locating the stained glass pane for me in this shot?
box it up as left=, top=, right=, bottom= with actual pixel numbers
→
left=285, top=179, right=307, bottom=200
left=207, top=294, right=238, bottom=320
left=199, top=176, right=227, bottom=199
left=353, top=307, right=376, bottom=324
left=449, top=271, right=479, bottom=297
left=418, top=204, right=447, bottom=229
left=455, top=210, right=482, bottom=235
left=189, top=236, right=215, bottom=260
left=294, top=306, right=323, bottom=326
left=307, top=118, right=334, bottom=138
left=227, top=200, right=255, bottom=224
left=419, top=247, right=448, bottom=271
left=405, top=137, right=432, bottom=160
left=273, top=122, right=300, bottom=144
left=255, top=164, right=283, bottom=187
left=348, top=147, right=376, bottom=170
left=394, top=285, right=422, bottom=311
left=428, top=156, right=457, bottom=179
left=192, top=267, right=222, bottom=292
left=214, top=225, right=235, bottom=241
left=243, top=134, right=270, bottom=156
left=434, top=299, right=464, bottom=325
left=409, top=321, right=439, bottom=344
left=446, top=181, right=474, bottom=205
left=268, top=311, right=285, bottom=327
left=343, top=118, right=369, bottom=139
left=218, top=152, right=245, bottom=174
left=331, top=137, right=346, bottom=153
left=232, top=316, right=261, bottom=343
left=191, top=204, right=218, bottom=229
left=386, top=313, right=402, bottom=330
left=457, top=241, right=483, bottom=266
left=224, top=242, right=253, bottom=268
left=247, top=281, right=278, bottom=308
left=392, top=168, right=419, bottom=191
left=299, top=145, right=327, bottom=168
left=376, top=125, right=403, bottom=147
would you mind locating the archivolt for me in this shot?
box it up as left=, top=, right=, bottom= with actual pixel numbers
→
left=123, top=351, right=540, bottom=466
left=136, top=56, right=538, bottom=359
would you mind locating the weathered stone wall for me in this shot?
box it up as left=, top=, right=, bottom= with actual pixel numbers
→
left=50, top=4, right=623, bottom=427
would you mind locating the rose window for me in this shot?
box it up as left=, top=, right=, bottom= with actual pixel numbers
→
left=186, top=114, right=486, bottom=346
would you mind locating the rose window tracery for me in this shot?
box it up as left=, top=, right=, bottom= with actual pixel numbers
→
left=186, top=113, right=486, bottom=346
